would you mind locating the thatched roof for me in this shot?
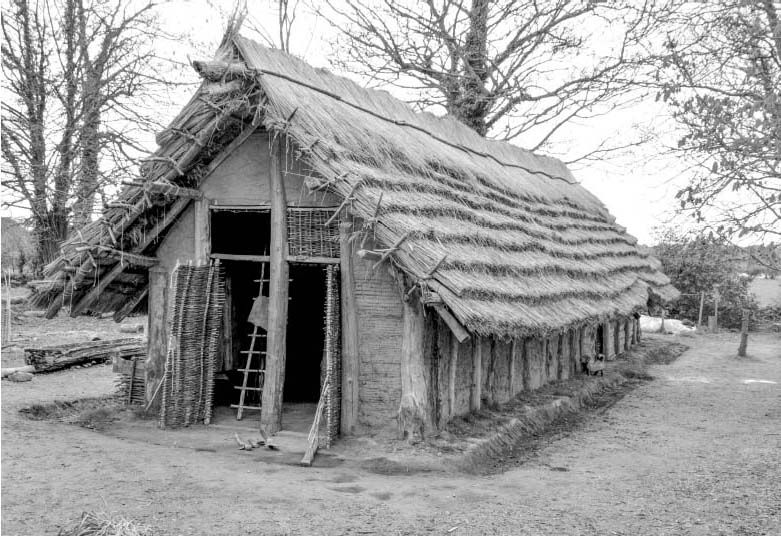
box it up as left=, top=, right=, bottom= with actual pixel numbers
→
left=37, top=35, right=677, bottom=337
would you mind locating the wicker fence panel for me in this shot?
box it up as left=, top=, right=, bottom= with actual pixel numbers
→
left=287, top=208, right=340, bottom=258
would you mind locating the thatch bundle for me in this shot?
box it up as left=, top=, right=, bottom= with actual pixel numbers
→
left=37, top=34, right=677, bottom=339
left=58, top=511, right=151, bottom=536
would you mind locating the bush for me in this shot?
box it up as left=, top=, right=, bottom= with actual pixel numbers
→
left=654, top=230, right=759, bottom=330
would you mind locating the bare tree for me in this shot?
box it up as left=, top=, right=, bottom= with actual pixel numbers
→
left=319, top=0, right=673, bottom=155
left=278, top=0, right=300, bottom=53
left=1, top=0, right=177, bottom=268
left=658, top=0, right=780, bottom=265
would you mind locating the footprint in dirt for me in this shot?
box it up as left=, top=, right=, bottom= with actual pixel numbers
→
left=329, top=473, right=358, bottom=484
left=328, top=485, right=365, bottom=494
left=370, top=491, right=392, bottom=501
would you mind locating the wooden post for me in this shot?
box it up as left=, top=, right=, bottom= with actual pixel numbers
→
left=508, top=339, right=516, bottom=396
left=194, top=198, right=210, bottom=264
left=69, top=262, right=127, bottom=317
left=697, top=291, right=705, bottom=328
left=260, top=137, right=289, bottom=434
left=398, top=295, right=431, bottom=440
left=145, top=267, right=168, bottom=414
left=221, top=276, right=234, bottom=371
left=470, top=336, right=482, bottom=411
left=623, top=320, right=630, bottom=351
left=486, top=340, right=496, bottom=406
left=737, top=309, right=750, bottom=357
left=604, top=322, right=615, bottom=360
left=339, top=222, right=360, bottom=435
left=713, top=286, right=720, bottom=333
left=449, top=335, right=459, bottom=419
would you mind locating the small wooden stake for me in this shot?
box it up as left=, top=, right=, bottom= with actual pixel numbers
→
left=372, top=232, right=411, bottom=270
left=737, top=309, right=750, bottom=357
left=713, top=286, right=720, bottom=333
left=697, top=291, right=705, bottom=328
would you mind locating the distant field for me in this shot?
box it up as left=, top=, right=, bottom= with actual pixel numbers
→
left=750, top=278, right=781, bottom=307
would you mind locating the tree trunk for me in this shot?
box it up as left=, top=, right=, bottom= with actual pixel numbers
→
left=73, top=90, right=101, bottom=230
left=451, top=0, right=490, bottom=136
left=737, top=309, right=750, bottom=357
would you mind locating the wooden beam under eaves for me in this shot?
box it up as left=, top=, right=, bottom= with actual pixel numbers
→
left=433, top=304, right=470, bottom=343
left=113, top=286, right=149, bottom=323
left=69, top=262, right=128, bottom=317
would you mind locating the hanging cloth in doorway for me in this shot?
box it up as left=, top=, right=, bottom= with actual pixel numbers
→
left=160, top=260, right=226, bottom=428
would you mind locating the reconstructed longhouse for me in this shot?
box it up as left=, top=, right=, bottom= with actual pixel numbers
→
left=37, top=31, right=677, bottom=440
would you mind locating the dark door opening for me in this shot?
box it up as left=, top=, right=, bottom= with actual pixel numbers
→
left=211, top=260, right=267, bottom=409
left=595, top=324, right=604, bottom=355
left=284, top=263, right=328, bottom=403
left=211, top=209, right=271, bottom=255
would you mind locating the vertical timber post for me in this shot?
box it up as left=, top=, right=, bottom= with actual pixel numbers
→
left=713, top=286, right=720, bottom=333
left=604, top=321, right=615, bottom=360
left=449, top=336, right=459, bottom=419
left=470, top=337, right=482, bottom=411
left=508, top=339, right=516, bottom=397
left=146, top=267, right=168, bottom=414
left=261, top=136, right=289, bottom=434
left=398, top=293, right=431, bottom=440
left=339, top=222, right=360, bottom=435
left=194, top=198, right=210, bottom=264
left=697, top=291, right=705, bottom=328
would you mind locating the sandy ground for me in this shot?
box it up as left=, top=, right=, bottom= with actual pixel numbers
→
left=2, top=327, right=780, bottom=535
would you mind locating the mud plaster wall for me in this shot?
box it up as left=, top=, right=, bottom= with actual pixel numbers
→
left=352, top=259, right=403, bottom=431
left=438, top=318, right=641, bottom=427
left=156, top=206, right=196, bottom=273
left=200, top=131, right=338, bottom=207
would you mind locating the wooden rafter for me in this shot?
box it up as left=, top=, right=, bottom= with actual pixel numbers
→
left=69, top=262, right=129, bottom=317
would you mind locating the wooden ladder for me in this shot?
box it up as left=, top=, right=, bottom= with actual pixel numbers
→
left=231, top=262, right=269, bottom=420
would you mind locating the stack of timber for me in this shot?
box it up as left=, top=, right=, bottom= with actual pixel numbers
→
left=24, top=338, right=145, bottom=373
left=114, top=355, right=146, bottom=405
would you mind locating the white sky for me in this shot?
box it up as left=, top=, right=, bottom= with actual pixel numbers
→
left=2, top=0, right=699, bottom=245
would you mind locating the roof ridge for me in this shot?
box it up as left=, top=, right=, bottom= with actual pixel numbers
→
left=232, top=36, right=578, bottom=187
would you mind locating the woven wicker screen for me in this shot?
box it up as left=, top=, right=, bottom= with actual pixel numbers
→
left=160, top=261, right=226, bottom=428
left=324, top=264, right=341, bottom=446
left=287, top=208, right=340, bottom=258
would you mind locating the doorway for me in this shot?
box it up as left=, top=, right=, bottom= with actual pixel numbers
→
left=595, top=324, right=604, bottom=355
left=284, top=263, right=328, bottom=403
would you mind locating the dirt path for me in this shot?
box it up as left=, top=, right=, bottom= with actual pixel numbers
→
left=2, top=332, right=780, bottom=535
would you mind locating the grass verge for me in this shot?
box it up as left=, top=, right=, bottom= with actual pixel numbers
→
left=19, top=396, right=126, bottom=431
left=446, top=336, right=688, bottom=474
